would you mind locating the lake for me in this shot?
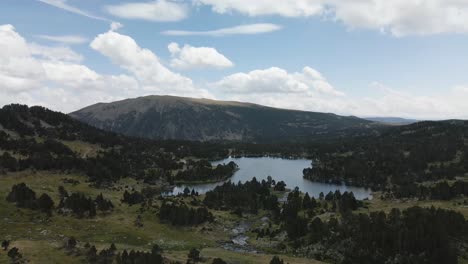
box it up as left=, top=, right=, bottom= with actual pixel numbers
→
left=170, top=157, right=373, bottom=200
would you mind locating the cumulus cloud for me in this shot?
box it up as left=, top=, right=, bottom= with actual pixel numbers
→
left=35, top=34, right=88, bottom=45
left=212, top=67, right=468, bottom=119
left=162, top=23, right=282, bottom=36
left=0, top=25, right=45, bottom=92
left=212, top=66, right=352, bottom=115
left=215, top=66, right=343, bottom=96
left=196, top=0, right=468, bottom=36
left=105, top=0, right=188, bottom=22
left=0, top=24, right=205, bottom=112
left=90, top=30, right=211, bottom=97
left=168, top=42, right=233, bottom=70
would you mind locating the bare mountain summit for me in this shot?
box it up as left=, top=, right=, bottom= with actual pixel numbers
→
left=70, top=95, right=378, bottom=142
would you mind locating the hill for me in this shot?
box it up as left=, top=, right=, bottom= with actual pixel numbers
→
left=70, top=95, right=378, bottom=142
left=304, top=120, right=468, bottom=189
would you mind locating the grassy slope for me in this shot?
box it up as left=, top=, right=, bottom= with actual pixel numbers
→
left=361, top=193, right=468, bottom=218
left=0, top=171, right=323, bottom=263
left=1, top=172, right=467, bottom=263
left=0, top=172, right=212, bottom=262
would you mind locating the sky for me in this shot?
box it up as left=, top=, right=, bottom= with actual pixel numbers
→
left=1, top=0, right=468, bottom=119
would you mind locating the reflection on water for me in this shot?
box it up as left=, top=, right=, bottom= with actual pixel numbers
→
left=170, top=157, right=373, bottom=200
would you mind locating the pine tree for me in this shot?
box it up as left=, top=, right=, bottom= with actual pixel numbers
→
left=37, top=193, right=54, bottom=214
left=1, top=240, right=9, bottom=251
left=270, top=256, right=284, bottom=264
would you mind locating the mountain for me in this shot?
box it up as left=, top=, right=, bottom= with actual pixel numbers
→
left=364, top=117, right=419, bottom=125
left=70, top=95, right=379, bottom=142
left=0, top=104, right=229, bottom=182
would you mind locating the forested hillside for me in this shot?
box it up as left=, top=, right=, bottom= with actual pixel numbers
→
left=304, top=120, right=468, bottom=190
left=0, top=104, right=233, bottom=185
left=70, top=95, right=379, bottom=142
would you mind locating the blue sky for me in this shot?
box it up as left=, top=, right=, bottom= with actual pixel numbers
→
left=1, top=0, right=468, bottom=119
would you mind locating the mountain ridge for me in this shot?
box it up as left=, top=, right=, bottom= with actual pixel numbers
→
left=70, top=95, right=379, bottom=142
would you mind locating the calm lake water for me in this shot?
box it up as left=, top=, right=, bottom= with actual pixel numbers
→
left=171, top=157, right=373, bottom=200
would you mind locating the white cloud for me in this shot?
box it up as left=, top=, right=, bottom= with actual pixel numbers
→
left=37, top=0, right=110, bottom=21
left=42, top=61, right=139, bottom=91
left=215, top=66, right=343, bottom=96
left=196, top=0, right=468, bottom=36
left=91, top=30, right=195, bottom=94
left=0, top=24, right=144, bottom=112
left=195, top=0, right=324, bottom=17
left=3, top=24, right=468, bottom=119
left=168, top=42, right=234, bottom=70
left=162, top=23, right=282, bottom=36
left=110, top=22, right=124, bottom=31
left=0, top=25, right=45, bottom=92
left=329, top=0, right=468, bottom=36
left=1, top=24, right=214, bottom=113
left=353, top=83, right=461, bottom=119
left=105, top=0, right=188, bottom=22
left=212, top=66, right=352, bottom=116
left=212, top=67, right=468, bottom=119
left=29, top=43, right=84, bottom=63
left=36, top=34, right=88, bottom=45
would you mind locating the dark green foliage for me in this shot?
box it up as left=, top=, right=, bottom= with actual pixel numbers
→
left=302, top=206, right=467, bottom=264
left=58, top=190, right=113, bottom=218
left=37, top=193, right=54, bottom=214
left=6, top=183, right=56, bottom=214
left=122, top=249, right=163, bottom=264
left=86, top=246, right=98, bottom=263
left=2, top=240, right=9, bottom=250
left=0, top=152, right=18, bottom=171
left=67, top=237, right=77, bottom=249
left=187, top=248, right=201, bottom=263
left=204, top=178, right=280, bottom=214
left=55, top=188, right=112, bottom=217
left=392, top=180, right=468, bottom=200
left=212, top=258, right=227, bottom=264
left=159, top=201, right=213, bottom=226
left=175, top=160, right=238, bottom=182
left=122, top=190, right=145, bottom=205
left=6, top=183, right=36, bottom=208
left=7, top=247, right=22, bottom=263
left=95, top=193, right=114, bottom=211
left=58, top=186, right=68, bottom=199
left=270, top=256, right=284, bottom=264
left=115, top=245, right=164, bottom=264
left=304, top=121, right=468, bottom=189
left=278, top=188, right=361, bottom=240
left=274, top=181, right=286, bottom=191
left=59, top=192, right=96, bottom=218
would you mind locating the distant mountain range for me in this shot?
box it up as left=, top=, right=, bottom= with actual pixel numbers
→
left=70, top=95, right=381, bottom=142
left=364, top=117, right=419, bottom=125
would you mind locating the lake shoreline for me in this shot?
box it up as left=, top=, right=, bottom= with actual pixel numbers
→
left=168, top=157, right=373, bottom=200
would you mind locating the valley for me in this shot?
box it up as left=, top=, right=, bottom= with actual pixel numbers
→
left=0, top=104, right=467, bottom=264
